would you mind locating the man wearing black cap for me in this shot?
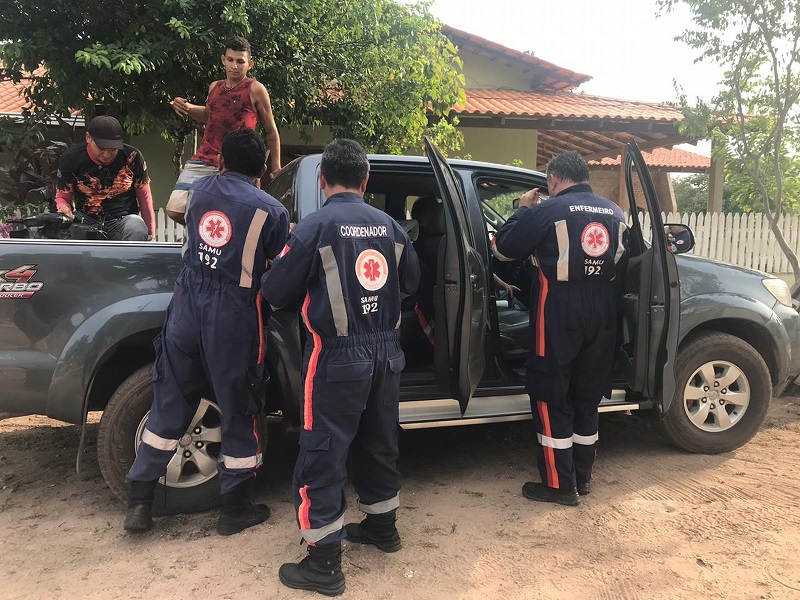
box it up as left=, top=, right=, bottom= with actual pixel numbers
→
left=55, top=115, right=155, bottom=241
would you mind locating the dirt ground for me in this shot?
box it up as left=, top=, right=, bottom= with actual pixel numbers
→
left=1, top=398, right=800, bottom=600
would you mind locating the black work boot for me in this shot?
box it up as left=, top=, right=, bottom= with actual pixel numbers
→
left=279, top=542, right=346, bottom=597
left=124, top=479, right=157, bottom=532
left=577, top=481, right=591, bottom=496
left=344, top=509, right=402, bottom=552
left=216, top=477, right=270, bottom=536
left=522, top=482, right=580, bottom=506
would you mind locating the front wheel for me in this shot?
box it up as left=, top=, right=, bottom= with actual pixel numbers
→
left=662, top=332, right=771, bottom=454
left=97, top=365, right=223, bottom=514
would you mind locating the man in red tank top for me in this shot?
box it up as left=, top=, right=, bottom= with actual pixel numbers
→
left=167, top=36, right=282, bottom=224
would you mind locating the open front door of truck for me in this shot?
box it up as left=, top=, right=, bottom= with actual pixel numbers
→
left=624, top=140, right=681, bottom=411
left=423, top=137, right=488, bottom=415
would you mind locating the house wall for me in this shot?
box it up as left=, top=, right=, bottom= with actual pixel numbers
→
left=459, top=52, right=534, bottom=90
left=461, top=128, right=538, bottom=168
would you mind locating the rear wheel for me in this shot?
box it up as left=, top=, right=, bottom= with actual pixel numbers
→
left=662, top=332, right=770, bottom=454
left=97, top=365, right=224, bottom=515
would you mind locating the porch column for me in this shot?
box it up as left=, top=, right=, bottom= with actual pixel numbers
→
left=617, top=147, right=629, bottom=212
left=708, top=139, right=724, bottom=213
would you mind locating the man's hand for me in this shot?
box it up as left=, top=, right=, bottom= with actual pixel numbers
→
left=171, top=97, right=190, bottom=117
left=493, top=274, right=520, bottom=298
left=56, top=203, right=74, bottom=220
left=519, top=188, right=541, bottom=208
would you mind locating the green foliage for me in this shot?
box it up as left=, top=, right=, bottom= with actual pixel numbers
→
left=0, top=136, right=68, bottom=205
left=672, top=172, right=745, bottom=214
left=673, top=173, right=710, bottom=213
left=659, top=0, right=800, bottom=280
left=422, top=117, right=464, bottom=157
left=0, top=0, right=464, bottom=155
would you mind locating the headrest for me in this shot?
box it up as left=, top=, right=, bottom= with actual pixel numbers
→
left=428, top=202, right=446, bottom=236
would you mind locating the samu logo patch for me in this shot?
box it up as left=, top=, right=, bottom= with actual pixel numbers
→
left=198, top=211, right=232, bottom=248
left=581, top=222, right=610, bottom=257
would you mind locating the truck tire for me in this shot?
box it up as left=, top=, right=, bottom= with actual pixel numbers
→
left=97, top=364, right=222, bottom=515
left=662, top=332, right=771, bottom=454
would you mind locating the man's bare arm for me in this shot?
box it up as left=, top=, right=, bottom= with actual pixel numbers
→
left=170, top=82, right=217, bottom=124
left=251, top=81, right=282, bottom=177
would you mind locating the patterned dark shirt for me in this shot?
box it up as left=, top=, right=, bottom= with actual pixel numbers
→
left=191, top=78, right=258, bottom=167
left=56, top=143, right=149, bottom=219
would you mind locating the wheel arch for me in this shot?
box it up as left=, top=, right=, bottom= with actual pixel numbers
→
left=678, top=294, right=786, bottom=388
left=681, top=319, right=779, bottom=387
left=46, top=293, right=171, bottom=423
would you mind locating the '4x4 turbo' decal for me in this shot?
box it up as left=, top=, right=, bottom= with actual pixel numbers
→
left=0, top=265, right=43, bottom=299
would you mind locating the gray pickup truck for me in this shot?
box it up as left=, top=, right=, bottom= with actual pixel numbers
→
left=2, top=140, right=798, bottom=514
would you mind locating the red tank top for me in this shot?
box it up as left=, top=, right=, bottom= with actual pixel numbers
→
left=191, top=78, right=258, bottom=167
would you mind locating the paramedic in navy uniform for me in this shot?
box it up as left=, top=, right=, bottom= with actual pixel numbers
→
left=124, top=129, right=289, bottom=534
left=261, top=139, right=420, bottom=596
left=493, top=151, right=627, bottom=506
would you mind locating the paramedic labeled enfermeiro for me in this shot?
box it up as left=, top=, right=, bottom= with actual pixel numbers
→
left=493, top=150, right=627, bottom=507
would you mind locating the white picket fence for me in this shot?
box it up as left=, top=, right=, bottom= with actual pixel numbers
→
left=154, top=208, right=800, bottom=274
left=155, top=208, right=185, bottom=243
left=639, top=212, right=800, bottom=274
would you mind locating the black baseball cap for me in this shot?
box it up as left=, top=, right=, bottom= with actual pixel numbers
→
left=87, top=115, right=124, bottom=150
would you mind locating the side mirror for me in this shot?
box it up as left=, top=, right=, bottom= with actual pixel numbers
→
left=664, top=223, right=695, bottom=254
left=512, top=197, right=520, bottom=210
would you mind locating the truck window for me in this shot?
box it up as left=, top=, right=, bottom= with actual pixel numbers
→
left=267, top=164, right=298, bottom=223
left=475, top=177, right=549, bottom=235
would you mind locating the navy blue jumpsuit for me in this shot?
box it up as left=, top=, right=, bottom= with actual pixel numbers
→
left=493, top=184, right=626, bottom=491
left=261, top=192, right=420, bottom=545
left=127, top=171, right=289, bottom=494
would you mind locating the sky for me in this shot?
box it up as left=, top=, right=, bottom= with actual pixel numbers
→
left=403, top=0, right=726, bottom=154
left=419, top=0, right=724, bottom=104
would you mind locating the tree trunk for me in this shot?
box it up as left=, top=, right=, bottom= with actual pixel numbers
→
left=766, top=212, right=800, bottom=292
left=172, top=135, right=186, bottom=178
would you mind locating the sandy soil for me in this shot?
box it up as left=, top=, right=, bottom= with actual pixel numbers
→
left=1, top=398, right=800, bottom=600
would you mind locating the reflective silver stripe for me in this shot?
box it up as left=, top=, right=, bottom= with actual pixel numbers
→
left=573, top=433, right=599, bottom=445
left=319, top=245, right=348, bottom=336
left=301, top=513, right=345, bottom=544
left=240, top=209, right=268, bottom=288
left=537, top=432, right=573, bottom=449
left=396, top=242, right=408, bottom=302
left=141, top=428, right=179, bottom=452
left=358, top=494, right=400, bottom=515
left=222, top=453, right=263, bottom=469
left=614, top=223, right=627, bottom=264
left=555, top=219, right=570, bottom=281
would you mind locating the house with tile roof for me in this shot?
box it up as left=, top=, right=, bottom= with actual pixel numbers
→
left=440, top=26, right=716, bottom=213
left=1, top=25, right=718, bottom=212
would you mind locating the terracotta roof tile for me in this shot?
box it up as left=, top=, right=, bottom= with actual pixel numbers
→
left=455, top=89, right=684, bottom=122
left=0, top=77, right=30, bottom=114
left=442, top=25, right=590, bottom=92
left=588, top=146, right=710, bottom=170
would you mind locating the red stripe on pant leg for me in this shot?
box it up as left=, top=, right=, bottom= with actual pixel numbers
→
left=251, top=414, right=261, bottom=477
left=536, top=267, right=549, bottom=357
left=256, top=293, right=266, bottom=365
left=298, top=484, right=311, bottom=530
left=301, top=294, right=321, bottom=431
left=537, top=401, right=560, bottom=489
left=413, top=302, right=435, bottom=345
